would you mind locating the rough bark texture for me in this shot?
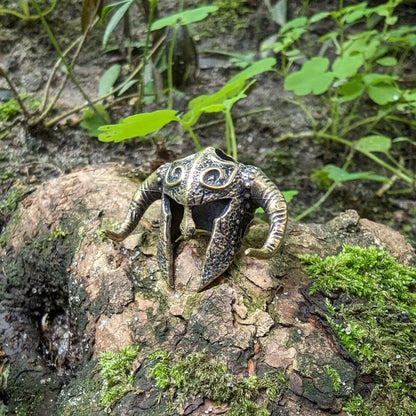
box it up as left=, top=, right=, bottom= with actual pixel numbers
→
left=0, top=164, right=414, bottom=416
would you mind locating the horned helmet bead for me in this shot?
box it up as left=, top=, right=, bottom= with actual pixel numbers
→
left=103, top=147, right=287, bottom=291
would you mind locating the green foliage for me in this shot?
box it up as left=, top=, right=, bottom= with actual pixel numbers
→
left=80, top=104, right=110, bottom=137
left=0, top=186, right=25, bottom=218
left=0, top=98, right=21, bottom=122
left=271, top=0, right=416, bottom=220
left=100, top=0, right=135, bottom=49
left=313, top=164, right=387, bottom=188
left=98, top=345, right=139, bottom=407
left=0, top=364, right=10, bottom=392
left=98, top=64, right=121, bottom=96
left=98, top=109, right=178, bottom=143
left=324, top=365, right=341, bottom=392
left=206, top=0, right=250, bottom=33
left=301, top=245, right=416, bottom=415
left=284, top=57, right=334, bottom=95
left=98, top=58, right=276, bottom=158
left=148, top=350, right=286, bottom=415
left=151, top=6, right=218, bottom=31
left=0, top=0, right=57, bottom=20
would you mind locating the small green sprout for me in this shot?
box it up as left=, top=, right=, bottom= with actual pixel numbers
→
left=48, top=228, right=66, bottom=241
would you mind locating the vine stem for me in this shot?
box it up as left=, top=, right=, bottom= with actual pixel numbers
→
left=294, top=181, right=338, bottom=222
left=295, top=151, right=353, bottom=222
left=183, top=125, right=202, bottom=151
left=276, top=130, right=413, bottom=184
left=31, top=0, right=104, bottom=121
left=0, top=66, right=31, bottom=119
left=167, top=25, right=179, bottom=109
left=0, top=0, right=57, bottom=20
left=43, top=35, right=167, bottom=128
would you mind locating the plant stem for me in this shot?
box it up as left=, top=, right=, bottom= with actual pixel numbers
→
left=294, top=181, right=338, bottom=222
left=167, top=25, right=180, bottom=109
left=0, top=0, right=57, bottom=20
left=31, top=0, right=105, bottom=122
left=0, top=66, right=31, bottom=119
left=137, top=0, right=158, bottom=111
left=225, top=110, right=237, bottom=159
left=183, top=125, right=202, bottom=151
left=295, top=152, right=353, bottom=221
left=194, top=107, right=271, bottom=131
left=43, top=34, right=166, bottom=128
left=276, top=130, right=413, bottom=184
left=34, top=18, right=98, bottom=125
left=284, top=97, right=318, bottom=130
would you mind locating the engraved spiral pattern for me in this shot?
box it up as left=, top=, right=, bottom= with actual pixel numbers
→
left=103, top=147, right=287, bottom=290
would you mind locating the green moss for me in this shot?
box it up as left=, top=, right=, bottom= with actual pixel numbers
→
left=301, top=245, right=416, bottom=416
left=0, top=98, right=20, bottom=121
left=148, top=350, right=286, bottom=415
left=324, top=365, right=341, bottom=392
left=0, top=186, right=25, bottom=218
left=98, top=345, right=139, bottom=408
left=203, top=0, right=249, bottom=35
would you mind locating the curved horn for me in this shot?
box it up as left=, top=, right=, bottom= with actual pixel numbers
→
left=103, top=171, right=161, bottom=242
left=245, top=169, right=287, bottom=259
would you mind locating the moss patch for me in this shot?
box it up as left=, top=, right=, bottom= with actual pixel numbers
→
left=201, top=0, right=250, bottom=35
left=98, top=345, right=139, bottom=408
left=148, top=350, right=286, bottom=415
left=301, top=245, right=416, bottom=415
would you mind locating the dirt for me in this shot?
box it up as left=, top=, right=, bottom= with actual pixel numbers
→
left=0, top=0, right=416, bottom=415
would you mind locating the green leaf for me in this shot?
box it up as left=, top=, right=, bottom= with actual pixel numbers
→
left=343, top=33, right=380, bottom=60
left=309, top=11, right=330, bottom=24
left=183, top=77, right=246, bottom=126
left=376, top=56, right=397, bottom=66
left=322, top=165, right=387, bottom=183
left=151, top=6, right=218, bottom=30
left=81, top=104, right=110, bottom=137
left=282, top=190, right=298, bottom=203
left=333, top=54, right=363, bottom=78
left=98, top=110, right=178, bottom=142
left=102, top=0, right=134, bottom=49
left=228, top=57, right=276, bottom=83
left=344, top=9, right=366, bottom=24
left=355, top=135, right=392, bottom=154
left=99, top=64, right=121, bottom=96
left=367, top=83, right=401, bottom=105
left=284, top=57, right=334, bottom=95
left=337, top=78, right=365, bottom=102
left=406, top=33, right=416, bottom=47
left=117, top=78, right=138, bottom=96
left=363, top=74, right=401, bottom=105
left=363, top=73, right=396, bottom=85
left=270, top=0, right=287, bottom=26
left=279, top=16, right=307, bottom=34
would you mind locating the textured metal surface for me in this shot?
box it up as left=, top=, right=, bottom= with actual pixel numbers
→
left=103, top=147, right=288, bottom=290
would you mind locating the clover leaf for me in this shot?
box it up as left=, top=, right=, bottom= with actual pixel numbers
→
left=284, top=57, right=334, bottom=95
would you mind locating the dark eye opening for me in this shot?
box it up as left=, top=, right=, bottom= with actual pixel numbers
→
left=214, top=148, right=236, bottom=163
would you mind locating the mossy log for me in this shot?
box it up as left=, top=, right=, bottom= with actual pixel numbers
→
left=0, top=164, right=414, bottom=416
